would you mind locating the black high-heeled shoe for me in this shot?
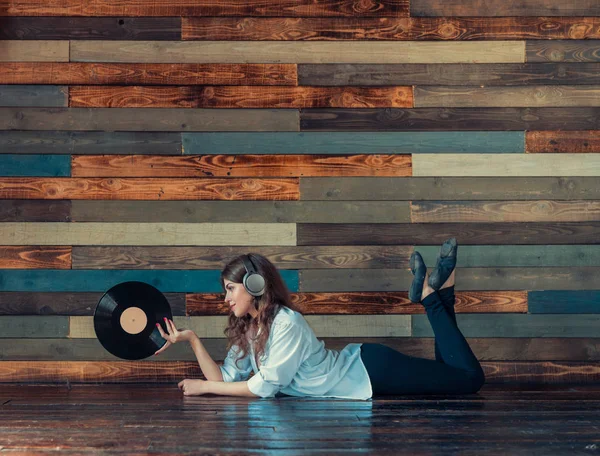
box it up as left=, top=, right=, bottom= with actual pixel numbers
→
left=428, top=237, right=457, bottom=290
left=409, top=251, right=427, bottom=303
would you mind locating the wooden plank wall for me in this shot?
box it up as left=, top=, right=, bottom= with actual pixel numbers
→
left=0, top=0, right=599, bottom=385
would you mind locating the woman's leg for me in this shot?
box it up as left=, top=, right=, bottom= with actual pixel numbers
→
left=361, top=276, right=484, bottom=395
left=434, top=285, right=457, bottom=364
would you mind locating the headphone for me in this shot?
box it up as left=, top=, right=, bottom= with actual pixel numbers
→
left=241, top=254, right=266, bottom=297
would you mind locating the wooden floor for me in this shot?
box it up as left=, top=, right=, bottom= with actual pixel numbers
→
left=0, top=384, right=599, bottom=455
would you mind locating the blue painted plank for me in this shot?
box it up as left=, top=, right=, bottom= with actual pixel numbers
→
left=529, top=291, right=600, bottom=314
left=0, top=270, right=299, bottom=293
left=0, top=85, right=68, bottom=107
left=0, top=154, right=70, bottom=176
left=183, top=132, right=524, bottom=155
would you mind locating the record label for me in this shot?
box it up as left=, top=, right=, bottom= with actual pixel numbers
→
left=120, top=307, right=147, bottom=335
left=94, top=281, right=173, bottom=360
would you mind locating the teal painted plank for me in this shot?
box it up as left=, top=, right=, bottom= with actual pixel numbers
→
left=0, top=154, right=70, bottom=177
left=0, top=270, right=299, bottom=292
left=412, top=314, right=600, bottom=337
left=418, top=245, right=600, bottom=267
left=0, top=85, right=68, bottom=107
left=182, top=132, right=524, bottom=155
left=529, top=291, right=600, bottom=314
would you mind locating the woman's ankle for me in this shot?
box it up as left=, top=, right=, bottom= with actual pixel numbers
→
left=438, top=285, right=455, bottom=298
left=421, top=290, right=442, bottom=309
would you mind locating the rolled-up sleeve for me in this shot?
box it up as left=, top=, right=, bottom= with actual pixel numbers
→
left=220, top=344, right=253, bottom=382
left=247, top=322, right=309, bottom=399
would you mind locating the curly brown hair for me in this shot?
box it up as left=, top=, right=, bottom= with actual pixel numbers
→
left=220, top=253, right=303, bottom=369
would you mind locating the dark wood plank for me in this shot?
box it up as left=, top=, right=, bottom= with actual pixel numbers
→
left=413, top=314, right=600, bottom=337
left=300, top=177, right=600, bottom=201
left=0, top=17, right=180, bottom=40
left=71, top=154, right=412, bottom=177
left=298, top=222, right=600, bottom=245
left=529, top=291, right=600, bottom=313
left=183, top=131, right=525, bottom=154
left=527, top=41, right=600, bottom=62
left=411, top=0, right=600, bottom=16
left=527, top=130, right=600, bottom=153
left=72, top=246, right=412, bottom=269
left=0, top=131, right=181, bottom=155
left=70, top=201, right=410, bottom=223
left=184, top=17, right=600, bottom=40
left=0, top=85, right=67, bottom=107
left=411, top=200, right=600, bottom=222
left=299, top=268, right=600, bottom=291
left=0, top=0, right=410, bottom=17
left=0, top=395, right=599, bottom=456
left=0, top=361, right=596, bottom=384
left=0, top=270, right=299, bottom=292
left=299, top=63, right=600, bottom=86
left=0, top=63, right=297, bottom=86
left=0, top=386, right=600, bottom=456
left=0, top=246, right=71, bottom=269
left=0, top=108, right=299, bottom=132
left=69, top=86, right=412, bottom=108
left=2, top=337, right=597, bottom=361
left=2, top=386, right=600, bottom=456
left=0, top=317, right=68, bottom=338
left=0, top=178, right=299, bottom=200
left=300, top=108, right=600, bottom=131
left=0, top=292, right=186, bottom=315
left=0, top=434, right=592, bottom=452
left=482, top=362, right=600, bottom=384
left=5, top=383, right=600, bottom=400
left=0, top=361, right=200, bottom=382
left=187, top=291, right=527, bottom=315
left=2, top=387, right=600, bottom=407
left=0, top=200, right=71, bottom=221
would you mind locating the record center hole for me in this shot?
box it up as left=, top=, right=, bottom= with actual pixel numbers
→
left=120, top=307, right=148, bottom=335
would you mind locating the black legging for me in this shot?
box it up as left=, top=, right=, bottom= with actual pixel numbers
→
left=360, top=286, right=485, bottom=395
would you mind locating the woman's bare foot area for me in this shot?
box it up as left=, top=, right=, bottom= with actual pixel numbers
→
left=440, top=270, right=455, bottom=290
left=421, top=271, right=435, bottom=301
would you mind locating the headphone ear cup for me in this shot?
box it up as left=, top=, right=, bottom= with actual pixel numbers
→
left=241, top=254, right=266, bottom=296
left=244, top=271, right=265, bottom=297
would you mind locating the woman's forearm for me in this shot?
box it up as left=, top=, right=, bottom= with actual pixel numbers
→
left=189, top=335, right=224, bottom=382
left=207, top=380, right=259, bottom=398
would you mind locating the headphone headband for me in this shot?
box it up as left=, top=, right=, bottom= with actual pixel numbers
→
left=241, top=254, right=257, bottom=276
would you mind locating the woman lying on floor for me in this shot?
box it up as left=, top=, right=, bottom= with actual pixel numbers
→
left=155, top=239, right=485, bottom=399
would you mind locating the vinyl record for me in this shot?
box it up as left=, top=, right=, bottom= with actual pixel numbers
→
left=94, top=281, right=173, bottom=360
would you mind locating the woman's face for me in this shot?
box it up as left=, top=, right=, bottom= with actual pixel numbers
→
left=223, top=279, right=258, bottom=319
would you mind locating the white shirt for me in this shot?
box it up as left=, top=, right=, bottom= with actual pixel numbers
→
left=219, top=306, right=373, bottom=400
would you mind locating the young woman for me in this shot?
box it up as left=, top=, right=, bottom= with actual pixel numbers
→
left=155, top=239, right=485, bottom=399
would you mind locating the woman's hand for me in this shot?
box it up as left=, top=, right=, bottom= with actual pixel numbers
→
left=154, top=318, right=197, bottom=356
left=178, top=379, right=208, bottom=396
